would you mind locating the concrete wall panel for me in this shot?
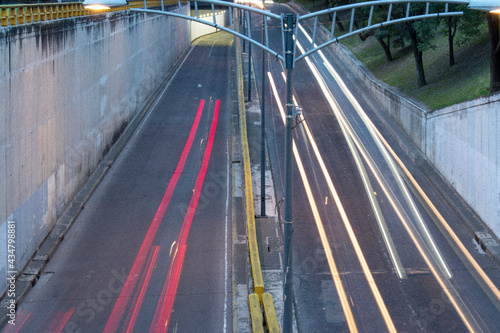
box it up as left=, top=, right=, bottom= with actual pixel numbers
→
left=0, top=5, right=190, bottom=295
left=427, top=98, right=500, bottom=235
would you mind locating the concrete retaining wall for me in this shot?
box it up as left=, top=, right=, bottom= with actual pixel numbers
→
left=289, top=2, right=500, bottom=237
left=0, top=5, right=190, bottom=295
left=327, top=39, right=500, bottom=237
left=190, top=9, right=228, bottom=41
left=426, top=96, right=500, bottom=235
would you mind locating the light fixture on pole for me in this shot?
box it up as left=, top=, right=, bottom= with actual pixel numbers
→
left=83, top=0, right=128, bottom=10
left=468, top=0, right=500, bottom=12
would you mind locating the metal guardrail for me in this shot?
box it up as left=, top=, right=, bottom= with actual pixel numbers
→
left=0, top=1, right=174, bottom=27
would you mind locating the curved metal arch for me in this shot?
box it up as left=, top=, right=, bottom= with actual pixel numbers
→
left=295, top=0, right=469, bottom=63
left=130, top=0, right=470, bottom=65
left=299, top=0, right=469, bottom=20
left=130, top=0, right=286, bottom=61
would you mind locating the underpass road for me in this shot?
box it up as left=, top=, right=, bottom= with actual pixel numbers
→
left=2, top=32, right=235, bottom=333
left=252, top=3, right=500, bottom=332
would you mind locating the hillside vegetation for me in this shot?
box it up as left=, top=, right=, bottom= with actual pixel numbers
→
left=295, top=0, right=491, bottom=110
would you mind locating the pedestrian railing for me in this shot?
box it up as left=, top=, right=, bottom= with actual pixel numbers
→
left=0, top=1, right=175, bottom=27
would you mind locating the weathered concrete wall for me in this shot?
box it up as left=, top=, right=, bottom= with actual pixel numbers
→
left=289, top=1, right=500, bottom=237
left=426, top=96, right=500, bottom=235
left=0, top=5, right=190, bottom=295
left=190, top=9, right=228, bottom=41
left=327, top=40, right=500, bottom=237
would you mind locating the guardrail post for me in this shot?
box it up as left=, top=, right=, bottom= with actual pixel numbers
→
left=25, top=6, right=33, bottom=24
left=18, top=7, right=25, bottom=25
left=0, top=8, right=8, bottom=27
left=9, top=7, right=17, bottom=26
left=33, top=6, right=40, bottom=23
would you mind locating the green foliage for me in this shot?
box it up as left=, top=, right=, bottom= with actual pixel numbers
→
left=345, top=26, right=490, bottom=109
left=296, top=0, right=491, bottom=109
left=413, top=19, right=438, bottom=52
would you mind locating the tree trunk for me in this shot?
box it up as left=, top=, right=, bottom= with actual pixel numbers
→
left=378, top=36, right=393, bottom=62
left=407, top=22, right=427, bottom=87
left=356, top=24, right=393, bottom=62
left=487, top=13, right=500, bottom=93
left=333, top=14, right=345, bottom=32
left=448, top=18, right=455, bottom=67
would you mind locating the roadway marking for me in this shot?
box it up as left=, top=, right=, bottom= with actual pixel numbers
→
left=150, top=100, right=220, bottom=333
left=103, top=100, right=206, bottom=333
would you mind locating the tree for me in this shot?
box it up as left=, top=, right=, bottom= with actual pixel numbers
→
left=444, top=16, right=458, bottom=66
left=406, top=21, right=427, bottom=87
left=440, top=5, right=484, bottom=67
left=402, top=4, right=439, bottom=87
left=358, top=29, right=394, bottom=62
left=487, top=13, right=500, bottom=92
left=354, top=5, right=396, bottom=62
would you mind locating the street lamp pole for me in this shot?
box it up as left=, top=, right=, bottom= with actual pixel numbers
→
left=248, top=9, right=252, bottom=101
left=260, top=0, right=267, bottom=217
left=282, top=12, right=296, bottom=333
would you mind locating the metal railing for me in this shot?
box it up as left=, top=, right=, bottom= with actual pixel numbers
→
left=0, top=0, right=174, bottom=27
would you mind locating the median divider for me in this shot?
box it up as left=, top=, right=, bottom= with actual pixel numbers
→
left=262, top=293, right=280, bottom=333
left=236, top=35, right=265, bottom=299
left=235, top=20, right=280, bottom=332
left=249, top=293, right=265, bottom=333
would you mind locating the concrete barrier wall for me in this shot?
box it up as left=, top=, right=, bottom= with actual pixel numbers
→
left=0, top=5, right=190, bottom=295
left=289, top=2, right=500, bottom=237
left=190, top=9, right=228, bottom=41
left=426, top=96, right=500, bottom=235
left=325, top=37, right=500, bottom=237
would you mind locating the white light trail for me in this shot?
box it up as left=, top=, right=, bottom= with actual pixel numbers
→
left=295, top=23, right=487, bottom=332
left=268, top=71, right=359, bottom=333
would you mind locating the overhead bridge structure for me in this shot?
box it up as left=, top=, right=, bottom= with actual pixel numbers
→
left=129, top=0, right=469, bottom=66
left=124, top=0, right=469, bottom=332
left=66, top=0, right=470, bottom=331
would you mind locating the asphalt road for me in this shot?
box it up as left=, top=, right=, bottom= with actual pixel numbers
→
left=4, top=4, right=500, bottom=333
left=249, top=3, right=500, bottom=332
left=2, top=32, right=236, bottom=333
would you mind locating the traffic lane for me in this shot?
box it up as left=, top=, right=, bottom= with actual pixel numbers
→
left=148, top=34, right=234, bottom=333
left=258, top=7, right=397, bottom=330
left=298, top=28, right=500, bottom=330
left=101, top=34, right=235, bottom=333
left=288, top=41, right=495, bottom=332
left=292, top=25, right=500, bottom=330
left=260, top=9, right=476, bottom=332
left=263, top=56, right=397, bottom=330
left=258, top=5, right=500, bottom=331
left=3, top=32, right=234, bottom=333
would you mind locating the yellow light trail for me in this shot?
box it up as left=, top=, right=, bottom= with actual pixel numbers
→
left=357, top=89, right=500, bottom=308
left=295, top=24, right=492, bottom=332
left=268, top=71, right=359, bottom=333
left=281, top=62, right=397, bottom=333
left=297, top=23, right=451, bottom=279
